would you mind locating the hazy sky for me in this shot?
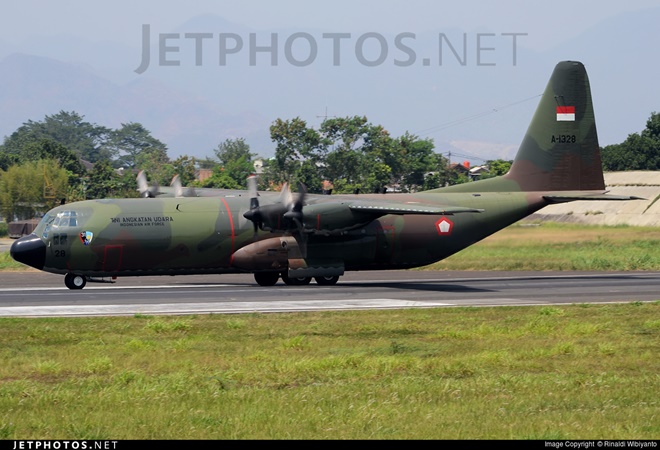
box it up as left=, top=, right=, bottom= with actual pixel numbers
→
left=2, top=0, right=658, bottom=50
left=1, top=0, right=658, bottom=160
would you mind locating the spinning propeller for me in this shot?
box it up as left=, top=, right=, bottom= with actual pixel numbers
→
left=243, top=175, right=309, bottom=255
left=136, top=170, right=159, bottom=198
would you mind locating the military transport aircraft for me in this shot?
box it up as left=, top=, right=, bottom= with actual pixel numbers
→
left=10, top=61, right=641, bottom=289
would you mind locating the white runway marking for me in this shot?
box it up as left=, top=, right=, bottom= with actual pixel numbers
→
left=0, top=299, right=454, bottom=317
left=0, top=284, right=234, bottom=292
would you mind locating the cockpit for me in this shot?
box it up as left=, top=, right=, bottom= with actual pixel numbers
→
left=37, top=210, right=79, bottom=240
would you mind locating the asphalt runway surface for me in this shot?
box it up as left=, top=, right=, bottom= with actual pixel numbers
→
left=0, top=270, right=658, bottom=317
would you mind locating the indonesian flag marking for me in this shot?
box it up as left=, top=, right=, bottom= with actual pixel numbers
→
left=556, top=106, right=575, bottom=121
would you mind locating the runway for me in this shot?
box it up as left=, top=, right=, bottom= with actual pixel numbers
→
left=0, top=270, right=658, bottom=317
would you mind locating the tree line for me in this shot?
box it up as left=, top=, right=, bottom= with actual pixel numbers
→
left=2, top=109, right=656, bottom=222
left=600, top=112, right=660, bottom=171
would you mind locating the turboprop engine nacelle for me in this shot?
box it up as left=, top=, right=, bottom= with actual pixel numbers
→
left=231, top=236, right=302, bottom=272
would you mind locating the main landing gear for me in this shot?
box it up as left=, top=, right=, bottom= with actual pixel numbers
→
left=253, top=272, right=340, bottom=287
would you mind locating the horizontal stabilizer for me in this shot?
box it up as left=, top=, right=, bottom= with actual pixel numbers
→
left=543, top=193, right=646, bottom=203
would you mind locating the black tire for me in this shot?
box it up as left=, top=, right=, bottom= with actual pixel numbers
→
left=254, top=272, right=279, bottom=286
left=281, top=274, right=312, bottom=286
left=64, top=273, right=86, bottom=290
left=314, top=275, right=340, bottom=286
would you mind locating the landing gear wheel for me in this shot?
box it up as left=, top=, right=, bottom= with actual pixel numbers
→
left=314, top=275, right=340, bottom=286
left=281, top=274, right=312, bottom=286
left=64, top=273, right=87, bottom=290
left=254, top=272, right=279, bottom=286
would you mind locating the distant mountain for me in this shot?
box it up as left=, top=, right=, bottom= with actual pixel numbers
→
left=0, top=53, right=272, bottom=159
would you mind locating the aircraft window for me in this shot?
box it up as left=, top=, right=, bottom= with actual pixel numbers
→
left=51, top=211, right=78, bottom=228
left=41, top=215, right=55, bottom=239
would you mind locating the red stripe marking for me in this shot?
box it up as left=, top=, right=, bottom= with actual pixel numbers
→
left=556, top=106, right=575, bottom=114
left=317, top=213, right=321, bottom=230
left=220, top=198, right=236, bottom=264
left=102, top=245, right=123, bottom=272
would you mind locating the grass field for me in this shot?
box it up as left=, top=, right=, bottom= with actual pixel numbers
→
left=0, top=303, right=658, bottom=440
left=0, top=223, right=658, bottom=439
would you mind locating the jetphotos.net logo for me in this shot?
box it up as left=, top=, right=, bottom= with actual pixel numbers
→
left=135, top=24, right=527, bottom=74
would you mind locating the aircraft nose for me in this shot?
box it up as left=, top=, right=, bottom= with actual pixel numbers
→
left=10, top=234, right=46, bottom=270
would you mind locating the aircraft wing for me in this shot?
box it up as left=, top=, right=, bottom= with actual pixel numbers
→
left=293, top=199, right=483, bottom=235
left=347, top=201, right=483, bottom=215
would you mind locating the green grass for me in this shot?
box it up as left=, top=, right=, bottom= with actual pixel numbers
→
left=0, top=251, right=23, bottom=270
left=0, top=303, right=658, bottom=439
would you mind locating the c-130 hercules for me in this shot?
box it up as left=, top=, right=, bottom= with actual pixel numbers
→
left=11, top=61, right=641, bottom=289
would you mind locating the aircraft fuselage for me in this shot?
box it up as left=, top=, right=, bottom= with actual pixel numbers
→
left=14, top=191, right=544, bottom=279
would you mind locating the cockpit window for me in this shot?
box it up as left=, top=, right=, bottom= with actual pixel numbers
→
left=40, top=214, right=55, bottom=239
left=68, top=211, right=77, bottom=227
left=39, top=211, right=78, bottom=239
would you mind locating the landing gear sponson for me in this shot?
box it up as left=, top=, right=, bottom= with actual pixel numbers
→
left=254, top=272, right=339, bottom=287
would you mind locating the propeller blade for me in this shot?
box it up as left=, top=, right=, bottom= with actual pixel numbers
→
left=283, top=182, right=309, bottom=257
left=293, top=181, right=307, bottom=213
left=247, top=174, right=259, bottom=210
left=245, top=174, right=261, bottom=236
left=279, top=182, right=293, bottom=208
left=171, top=175, right=183, bottom=198
left=136, top=170, right=156, bottom=198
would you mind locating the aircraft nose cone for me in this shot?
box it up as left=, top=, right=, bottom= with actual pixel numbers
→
left=10, top=234, right=46, bottom=270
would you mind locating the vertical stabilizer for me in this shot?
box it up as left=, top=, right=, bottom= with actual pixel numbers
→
left=505, top=60, right=605, bottom=191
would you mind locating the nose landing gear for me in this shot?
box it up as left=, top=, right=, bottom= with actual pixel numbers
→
left=64, top=273, right=87, bottom=290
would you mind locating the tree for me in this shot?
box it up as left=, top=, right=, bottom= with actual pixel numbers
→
left=395, top=133, right=436, bottom=192
left=85, top=159, right=139, bottom=199
left=485, top=159, right=513, bottom=176
left=197, top=166, right=241, bottom=189
left=170, top=155, right=197, bottom=187
left=0, top=160, right=69, bottom=221
left=0, top=153, right=20, bottom=171
left=641, top=111, right=660, bottom=140
left=270, top=118, right=326, bottom=185
left=85, top=159, right=117, bottom=199
left=297, top=160, right=324, bottom=194
left=320, top=116, right=372, bottom=189
left=213, top=138, right=254, bottom=189
left=601, top=112, right=660, bottom=171
left=214, top=138, right=252, bottom=166
left=107, top=122, right=169, bottom=170
left=0, top=111, right=112, bottom=163
left=134, top=147, right=173, bottom=186
left=21, top=139, right=86, bottom=183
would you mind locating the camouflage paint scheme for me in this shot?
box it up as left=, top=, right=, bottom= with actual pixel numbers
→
left=10, top=61, right=640, bottom=289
